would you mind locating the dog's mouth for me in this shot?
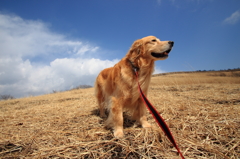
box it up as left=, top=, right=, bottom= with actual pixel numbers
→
left=151, top=49, right=172, bottom=58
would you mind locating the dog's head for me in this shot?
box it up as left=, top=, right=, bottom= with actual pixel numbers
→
left=128, top=36, right=174, bottom=61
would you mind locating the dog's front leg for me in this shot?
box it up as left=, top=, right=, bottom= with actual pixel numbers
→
left=133, top=100, right=151, bottom=128
left=106, top=97, right=124, bottom=138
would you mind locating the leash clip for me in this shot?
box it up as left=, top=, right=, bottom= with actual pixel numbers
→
left=134, top=67, right=138, bottom=73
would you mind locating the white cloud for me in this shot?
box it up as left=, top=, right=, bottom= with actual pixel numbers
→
left=0, top=13, right=119, bottom=98
left=0, top=57, right=118, bottom=97
left=153, top=67, right=165, bottom=74
left=75, top=45, right=99, bottom=55
left=223, top=10, right=240, bottom=25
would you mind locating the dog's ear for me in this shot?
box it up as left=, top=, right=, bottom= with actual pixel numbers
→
left=130, top=39, right=143, bottom=54
left=127, top=39, right=144, bottom=60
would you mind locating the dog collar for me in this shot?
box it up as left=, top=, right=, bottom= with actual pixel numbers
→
left=127, top=59, right=139, bottom=72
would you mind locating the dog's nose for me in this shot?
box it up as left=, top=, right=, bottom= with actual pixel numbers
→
left=168, top=41, right=174, bottom=47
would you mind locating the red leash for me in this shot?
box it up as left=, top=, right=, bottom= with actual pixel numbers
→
left=135, top=70, right=185, bottom=159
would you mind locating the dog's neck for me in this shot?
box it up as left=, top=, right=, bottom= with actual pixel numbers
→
left=127, top=58, right=155, bottom=75
left=128, top=59, right=139, bottom=72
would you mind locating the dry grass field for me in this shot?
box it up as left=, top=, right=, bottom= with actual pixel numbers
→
left=0, top=71, right=239, bottom=159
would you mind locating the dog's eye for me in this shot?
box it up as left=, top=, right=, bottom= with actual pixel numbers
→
left=151, top=39, right=157, bottom=42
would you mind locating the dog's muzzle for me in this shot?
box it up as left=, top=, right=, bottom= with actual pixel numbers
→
left=151, top=41, right=174, bottom=58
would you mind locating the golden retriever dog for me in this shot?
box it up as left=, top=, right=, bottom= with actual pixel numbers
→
left=95, top=36, right=174, bottom=138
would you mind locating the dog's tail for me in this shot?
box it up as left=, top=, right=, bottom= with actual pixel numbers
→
left=94, top=77, right=98, bottom=96
left=94, top=76, right=106, bottom=117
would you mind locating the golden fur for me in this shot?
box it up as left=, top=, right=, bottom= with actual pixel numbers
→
left=95, top=36, right=174, bottom=138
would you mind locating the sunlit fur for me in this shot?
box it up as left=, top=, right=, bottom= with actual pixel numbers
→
left=95, top=36, right=173, bottom=138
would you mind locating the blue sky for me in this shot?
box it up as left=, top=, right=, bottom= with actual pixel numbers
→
left=0, top=0, right=240, bottom=98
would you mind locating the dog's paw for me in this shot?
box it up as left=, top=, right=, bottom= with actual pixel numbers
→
left=114, top=129, right=124, bottom=138
left=142, top=122, right=152, bottom=128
